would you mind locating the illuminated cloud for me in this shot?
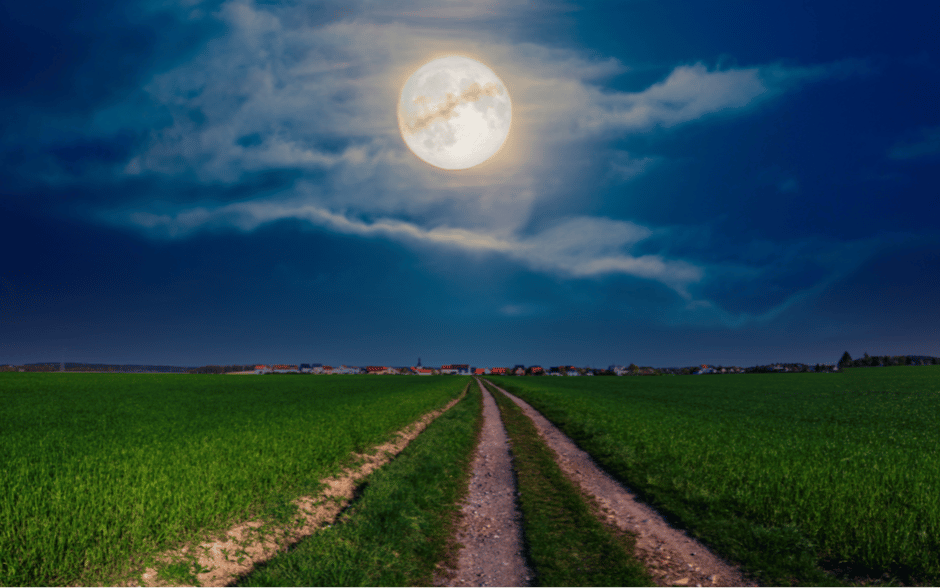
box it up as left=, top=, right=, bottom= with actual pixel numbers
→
left=118, top=200, right=703, bottom=296
left=565, top=60, right=867, bottom=137
left=102, top=0, right=870, bottom=319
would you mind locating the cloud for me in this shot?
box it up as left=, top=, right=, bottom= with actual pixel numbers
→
left=84, top=0, right=869, bottom=318
left=367, top=0, right=538, bottom=21
left=500, top=303, right=544, bottom=317
left=98, top=0, right=866, bottom=260
left=888, top=125, right=940, bottom=160
left=608, top=151, right=660, bottom=182
left=676, top=231, right=924, bottom=329
left=118, top=1, right=851, bottom=186
left=113, top=199, right=703, bottom=296
left=565, top=60, right=867, bottom=137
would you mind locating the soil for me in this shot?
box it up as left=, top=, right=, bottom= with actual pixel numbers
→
left=121, top=376, right=758, bottom=588
left=439, top=380, right=531, bottom=587
left=490, top=380, right=757, bottom=588
left=125, top=391, right=466, bottom=588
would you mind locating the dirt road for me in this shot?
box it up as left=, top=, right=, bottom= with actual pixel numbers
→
left=488, top=380, right=756, bottom=587
left=443, top=379, right=531, bottom=587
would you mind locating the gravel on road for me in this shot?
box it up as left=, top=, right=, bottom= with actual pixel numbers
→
left=442, top=379, right=531, bottom=587
left=490, top=381, right=757, bottom=588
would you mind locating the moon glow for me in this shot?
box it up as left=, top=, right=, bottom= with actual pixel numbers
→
left=398, top=56, right=512, bottom=170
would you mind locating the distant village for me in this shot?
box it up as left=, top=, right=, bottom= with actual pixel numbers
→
left=4, top=353, right=938, bottom=375
left=243, top=362, right=834, bottom=376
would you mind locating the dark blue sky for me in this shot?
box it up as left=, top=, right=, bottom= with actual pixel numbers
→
left=2, top=0, right=938, bottom=368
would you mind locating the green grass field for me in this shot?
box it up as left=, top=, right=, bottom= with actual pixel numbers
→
left=489, top=367, right=940, bottom=586
left=237, top=381, right=481, bottom=587
left=0, top=373, right=465, bottom=586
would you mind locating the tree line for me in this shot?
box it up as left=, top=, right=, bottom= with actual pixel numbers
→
left=838, top=352, right=939, bottom=369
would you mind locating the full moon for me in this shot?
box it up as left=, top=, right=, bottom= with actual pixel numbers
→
left=398, top=56, right=512, bottom=170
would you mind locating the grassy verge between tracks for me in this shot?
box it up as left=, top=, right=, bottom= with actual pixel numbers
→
left=483, top=380, right=653, bottom=587
left=235, top=381, right=482, bottom=587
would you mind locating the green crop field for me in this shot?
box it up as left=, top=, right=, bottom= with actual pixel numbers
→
left=0, top=373, right=465, bottom=587
left=237, top=381, right=481, bottom=587
left=489, top=367, right=940, bottom=586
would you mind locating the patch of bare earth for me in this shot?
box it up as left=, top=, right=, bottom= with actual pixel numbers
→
left=438, top=379, right=531, bottom=587
left=489, top=381, right=757, bottom=588
left=122, top=391, right=465, bottom=588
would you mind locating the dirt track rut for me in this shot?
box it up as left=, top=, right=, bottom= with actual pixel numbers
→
left=129, top=392, right=465, bottom=588
left=488, top=380, right=756, bottom=587
left=443, top=379, right=530, bottom=587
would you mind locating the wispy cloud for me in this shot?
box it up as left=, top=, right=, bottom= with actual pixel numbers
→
left=118, top=0, right=856, bottom=185
left=500, top=303, right=544, bottom=317
left=888, top=125, right=940, bottom=160
left=106, top=0, right=860, bottom=257
left=93, top=0, right=870, bottom=323
left=115, top=199, right=703, bottom=296
left=564, top=60, right=868, bottom=137
left=608, top=151, right=660, bottom=182
left=678, top=231, right=923, bottom=329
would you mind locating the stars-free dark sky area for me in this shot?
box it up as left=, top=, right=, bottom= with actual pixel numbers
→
left=2, top=0, right=938, bottom=368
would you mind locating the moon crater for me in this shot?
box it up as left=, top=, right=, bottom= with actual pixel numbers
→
left=398, top=56, right=512, bottom=170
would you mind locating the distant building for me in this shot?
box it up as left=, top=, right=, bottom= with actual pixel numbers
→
left=490, top=367, right=507, bottom=375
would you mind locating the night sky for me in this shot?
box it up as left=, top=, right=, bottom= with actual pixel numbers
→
left=2, top=0, right=938, bottom=368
